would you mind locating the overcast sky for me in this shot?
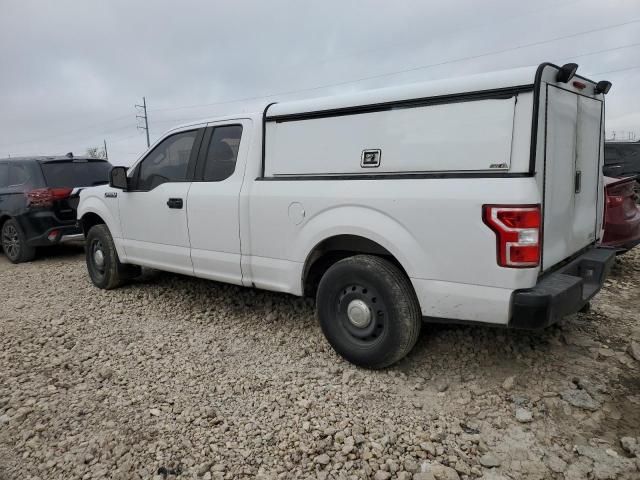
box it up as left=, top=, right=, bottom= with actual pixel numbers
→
left=1, top=0, right=639, bottom=165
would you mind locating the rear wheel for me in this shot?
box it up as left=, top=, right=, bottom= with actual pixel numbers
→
left=1, top=219, right=36, bottom=264
left=316, top=255, right=421, bottom=369
left=86, top=224, right=140, bottom=289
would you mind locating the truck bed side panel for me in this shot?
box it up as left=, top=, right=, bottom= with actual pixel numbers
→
left=246, top=177, right=541, bottom=324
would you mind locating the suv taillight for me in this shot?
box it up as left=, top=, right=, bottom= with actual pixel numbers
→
left=483, top=204, right=541, bottom=268
left=606, top=178, right=636, bottom=208
left=26, top=188, right=73, bottom=208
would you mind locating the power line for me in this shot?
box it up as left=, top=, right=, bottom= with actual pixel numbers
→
left=0, top=122, right=137, bottom=151
left=137, top=65, right=640, bottom=149
left=0, top=0, right=584, bottom=150
left=309, top=0, right=586, bottom=69
left=8, top=56, right=640, bottom=157
left=109, top=132, right=143, bottom=144
left=589, top=64, right=640, bottom=76
left=3, top=20, right=639, bottom=152
left=123, top=41, right=640, bottom=133
left=0, top=4, right=579, bottom=150
left=2, top=9, right=636, bottom=153
left=290, top=18, right=640, bottom=89
left=149, top=18, right=640, bottom=115
left=498, top=42, right=640, bottom=75
left=144, top=60, right=640, bottom=138
left=558, top=42, right=640, bottom=61
left=0, top=113, right=133, bottom=148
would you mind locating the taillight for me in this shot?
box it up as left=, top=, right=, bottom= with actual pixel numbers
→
left=606, top=179, right=635, bottom=208
left=606, top=195, right=624, bottom=208
left=483, top=204, right=541, bottom=268
left=26, top=188, right=73, bottom=208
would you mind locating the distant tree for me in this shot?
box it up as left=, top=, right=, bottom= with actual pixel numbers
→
left=86, top=146, right=107, bottom=159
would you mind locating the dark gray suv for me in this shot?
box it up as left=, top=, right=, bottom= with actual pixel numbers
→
left=0, top=155, right=111, bottom=263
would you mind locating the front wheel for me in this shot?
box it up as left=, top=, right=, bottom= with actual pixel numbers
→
left=316, top=255, right=422, bottom=369
left=86, top=224, right=140, bottom=289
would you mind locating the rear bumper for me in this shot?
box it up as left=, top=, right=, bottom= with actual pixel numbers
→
left=59, top=233, right=85, bottom=243
left=26, top=225, right=83, bottom=246
left=601, top=214, right=640, bottom=252
left=16, top=212, right=82, bottom=247
left=509, top=247, right=615, bottom=329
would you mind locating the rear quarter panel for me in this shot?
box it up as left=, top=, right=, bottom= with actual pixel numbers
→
left=245, top=177, right=541, bottom=322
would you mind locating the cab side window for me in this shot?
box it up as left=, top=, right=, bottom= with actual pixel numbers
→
left=136, top=130, right=198, bottom=190
left=202, top=125, right=243, bottom=182
left=0, top=164, right=8, bottom=189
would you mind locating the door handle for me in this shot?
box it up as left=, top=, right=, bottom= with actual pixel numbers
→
left=167, top=198, right=183, bottom=209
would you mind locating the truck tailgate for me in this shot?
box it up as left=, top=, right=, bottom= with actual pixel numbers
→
left=542, top=84, right=604, bottom=270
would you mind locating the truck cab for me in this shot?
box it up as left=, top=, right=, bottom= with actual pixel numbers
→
left=78, top=62, right=614, bottom=368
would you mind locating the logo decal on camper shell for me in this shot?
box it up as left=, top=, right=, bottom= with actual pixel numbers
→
left=489, top=163, right=509, bottom=169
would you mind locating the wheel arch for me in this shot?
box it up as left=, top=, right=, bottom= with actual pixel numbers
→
left=80, top=211, right=106, bottom=236
left=80, top=209, right=126, bottom=260
left=77, top=193, right=122, bottom=238
left=78, top=195, right=126, bottom=260
left=302, top=234, right=413, bottom=298
left=0, top=214, right=11, bottom=230
left=296, top=205, right=429, bottom=297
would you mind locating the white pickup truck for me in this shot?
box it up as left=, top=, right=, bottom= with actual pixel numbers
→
left=78, top=62, right=615, bottom=368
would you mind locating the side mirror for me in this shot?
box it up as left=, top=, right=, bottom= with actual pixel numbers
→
left=109, top=166, right=129, bottom=190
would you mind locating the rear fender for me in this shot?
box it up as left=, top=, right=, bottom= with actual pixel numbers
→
left=294, top=205, right=431, bottom=286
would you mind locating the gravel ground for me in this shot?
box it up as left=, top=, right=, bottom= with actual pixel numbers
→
left=0, top=246, right=639, bottom=480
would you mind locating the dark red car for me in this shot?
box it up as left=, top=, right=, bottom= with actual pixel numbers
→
left=601, top=176, right=640, bottom=253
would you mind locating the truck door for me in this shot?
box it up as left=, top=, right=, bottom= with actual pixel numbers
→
left=118, top=128, right=203, bottom=275
left=186, top=120, right=250, bottom=285
left=542, top=84, right=604, bottom=270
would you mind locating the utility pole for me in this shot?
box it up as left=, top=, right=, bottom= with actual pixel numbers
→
left=103, top=139, right=109, bottom=161
left=136, top=96, right=150, bottom=148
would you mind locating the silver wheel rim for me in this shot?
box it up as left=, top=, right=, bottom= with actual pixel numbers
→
left=91, top=240, right=106, bottom=274
left=94, top=249, right=105, bottom=268
left=347, top=299, right=372, bottom=328
left=337, top=283, right=387, bottom=343
left=2, top=224, right=20, bottom=260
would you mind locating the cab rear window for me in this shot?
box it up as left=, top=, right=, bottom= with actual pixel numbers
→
left=41, top=160, right=111, bottom=188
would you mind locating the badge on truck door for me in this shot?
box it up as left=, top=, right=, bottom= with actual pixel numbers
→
left=361, top=149, right=381, bottom=168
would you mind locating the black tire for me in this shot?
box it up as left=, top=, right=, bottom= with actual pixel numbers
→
left=316, top=255, right=422, bottom=369
left=1, top=219, right=36, bottom=264
left=86, top=224, right=140, bottom=289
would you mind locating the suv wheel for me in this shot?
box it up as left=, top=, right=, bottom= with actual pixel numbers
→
left=86, top=224, right=140, bottom=289
left=316, top=255, right=421, bottom=369
left=1, top=219, right=36, bottom=264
